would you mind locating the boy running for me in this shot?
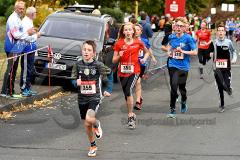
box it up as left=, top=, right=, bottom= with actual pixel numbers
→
left=166, top=17, right=197, bottom=118
left=72, top=40, right=111, bottom=157
left=213, top=24, right=237, bottom=113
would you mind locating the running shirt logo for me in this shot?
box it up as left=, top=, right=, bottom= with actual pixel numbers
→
left=172, top=50, right=184, bottom=60
left=84, top=69, right=90, bottom=75
left=80, top=81, right=96, bottom=94
left=216, top=59, right=228, bottom=68
left=120, top=63, right=134, bottom=73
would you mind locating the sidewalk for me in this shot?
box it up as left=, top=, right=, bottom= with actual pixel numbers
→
left=0, top=78, right=63, bottom=112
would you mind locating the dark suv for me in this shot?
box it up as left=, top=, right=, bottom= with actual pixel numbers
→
left=34, top=9, right=114, bottom=79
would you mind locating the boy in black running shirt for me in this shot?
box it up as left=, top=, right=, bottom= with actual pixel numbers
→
left=72, top=40, right=111, bottom=157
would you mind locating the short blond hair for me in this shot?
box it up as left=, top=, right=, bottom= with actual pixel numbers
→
left=15, top=0, right=25, bottom=9
left=175, top=17, right=188, bottom=24
left=26, top=6, right=36, bottom=15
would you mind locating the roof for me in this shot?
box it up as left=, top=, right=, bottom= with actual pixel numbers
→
left=48, top=11, right=109, bottom=23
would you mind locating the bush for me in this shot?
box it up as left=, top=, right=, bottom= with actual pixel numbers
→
left=34, top=5, right=55, bottom=28
left=0, top=0, right=15, bottom=16
left=5, top=5, right=14, bottom=18
left=100, top=7, right=124, bottom=23
left=0, top=23, right=5, bottom=54
left=0, top=16, right=5, bottom=25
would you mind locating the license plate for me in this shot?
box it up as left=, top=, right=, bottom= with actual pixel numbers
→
left=47, top=63, right=66, bottom=70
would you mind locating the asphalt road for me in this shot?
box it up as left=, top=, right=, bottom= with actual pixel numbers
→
left=0, top=32, right=240, bottom=160
left=1, top=54, right=240, bottom=160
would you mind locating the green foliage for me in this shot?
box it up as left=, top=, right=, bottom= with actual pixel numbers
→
left=0, top=0, right=15, bottom=16
left=100, top=7, right=124, bottom=23
left=138, top=0, right=165, bottom=16
left=185, top=0, right=208, bottom=14
left=4, top=5, right=14, bottom=18
left=0, top=18, right=5, bottom=54
left=34, top=4, right=54, bottom=27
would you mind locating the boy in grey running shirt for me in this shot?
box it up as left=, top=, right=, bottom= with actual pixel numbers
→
left=213, top=24, right=237, bottom=112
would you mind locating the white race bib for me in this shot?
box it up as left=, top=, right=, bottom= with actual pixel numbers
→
left=200, top=41, right=207, bottom=46
left=216, top=59, right=228, bottom=68
left=120, top=64, right=134, bottom=73
left=172, top=51, right=184, bottom=60
left=80, top=81, right=96, bottom=94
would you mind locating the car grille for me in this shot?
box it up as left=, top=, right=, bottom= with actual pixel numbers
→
left=37, top=51, right=79, bottom=61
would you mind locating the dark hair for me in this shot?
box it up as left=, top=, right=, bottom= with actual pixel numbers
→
left=217, top=24, right=225, bottom=31
left=140, top=12, right=147, bottom=20
left=130, top=17, right=138, bottom=24
left=83, top=40, right=96, bottom=52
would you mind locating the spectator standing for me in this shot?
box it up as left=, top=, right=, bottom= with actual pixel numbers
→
left=139, top=12, right=153, bottom=40
left=0, top=1, right=36, bottom=99
left=20, top=6, right=40, bottom=96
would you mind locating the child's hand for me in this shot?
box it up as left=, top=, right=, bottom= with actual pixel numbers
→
left=152, top=57, right=157, bottom=65
left=71, top=80, right=77, bottom=88
left=77, top=79, right=81, bottom=86
left=119, top=51, right=124, bottom=57
left=140, top=58, right=147, bottom=64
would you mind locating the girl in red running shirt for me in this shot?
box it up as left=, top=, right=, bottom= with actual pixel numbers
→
left=112, top=22, right=149, bottom=129
left=195, top=20, right=212, bottom=79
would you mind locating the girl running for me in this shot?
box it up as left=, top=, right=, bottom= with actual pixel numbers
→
left=195, top=20, right=213, bottom=79
left=112, top=22, right=149, bottom=129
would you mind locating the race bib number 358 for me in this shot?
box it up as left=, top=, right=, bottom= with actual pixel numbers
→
left=216, top=59, right=228, bottom=68
left=121, top=64, right=134, bottom=73
left=80, top=81, right=96, bottom=94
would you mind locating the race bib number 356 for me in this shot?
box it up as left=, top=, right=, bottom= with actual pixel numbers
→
left=173, top=51, right=184, bottom=60
left=80, top=81, right=96, bottom=94
left=121, top=64, right=134, bottom=73
left=216, top=59, right=228, bottom=68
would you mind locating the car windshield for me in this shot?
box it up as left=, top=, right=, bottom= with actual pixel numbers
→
left=39, top=17, right=103, bottom=41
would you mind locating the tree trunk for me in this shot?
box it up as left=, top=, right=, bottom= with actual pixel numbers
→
left=33, top=0, right=38, bottom=7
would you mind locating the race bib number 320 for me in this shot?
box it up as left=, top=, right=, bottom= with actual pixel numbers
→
left=80, top=81, right=96, bottom=94
left=173, top=51, right=184, bottom=60
left=121, top=64, right=134, bottom=73
left=216, top=59, right=228, bottom=68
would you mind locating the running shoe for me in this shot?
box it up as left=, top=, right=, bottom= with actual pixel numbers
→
left=180, top=102, right=188, bottom=113
left=9, top=94, right=23, bottom=100
left=0, top=93, right=8, bottom=98
left=134, top=101, right=142, bottom=110
left=226, top=87, right=232, bottom=96
left=88, top=146, right=98, bottom=157
left=218, top=106, right=225, bottom=113
left=134, top=97, right=143, bottom=110
left=128, top=115, right=136, bottom=129
left=21, top=88, right=32, bottom=97
left=167, top=109, right=176, bottom=118
left=29, top=88, right=38, bottom=96
left=94, top=120, right=103, bottom=139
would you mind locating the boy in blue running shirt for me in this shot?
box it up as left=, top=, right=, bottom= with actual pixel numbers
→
left=166, top=17, right=197, bottom=118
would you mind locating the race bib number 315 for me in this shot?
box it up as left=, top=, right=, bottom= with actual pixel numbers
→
left=121, top=64, right=134, bottom=73
left=216, top=59, right=228, bottom=68
left=80, top=81, right=96, bottom=94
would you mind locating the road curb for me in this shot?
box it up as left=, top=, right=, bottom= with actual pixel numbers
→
left=0, top=86, right=63, bottom=112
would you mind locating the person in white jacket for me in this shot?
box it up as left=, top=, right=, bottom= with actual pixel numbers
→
left=1, top=1, right=36, bottom=99
left=20, top=6, right=40, bottom=97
